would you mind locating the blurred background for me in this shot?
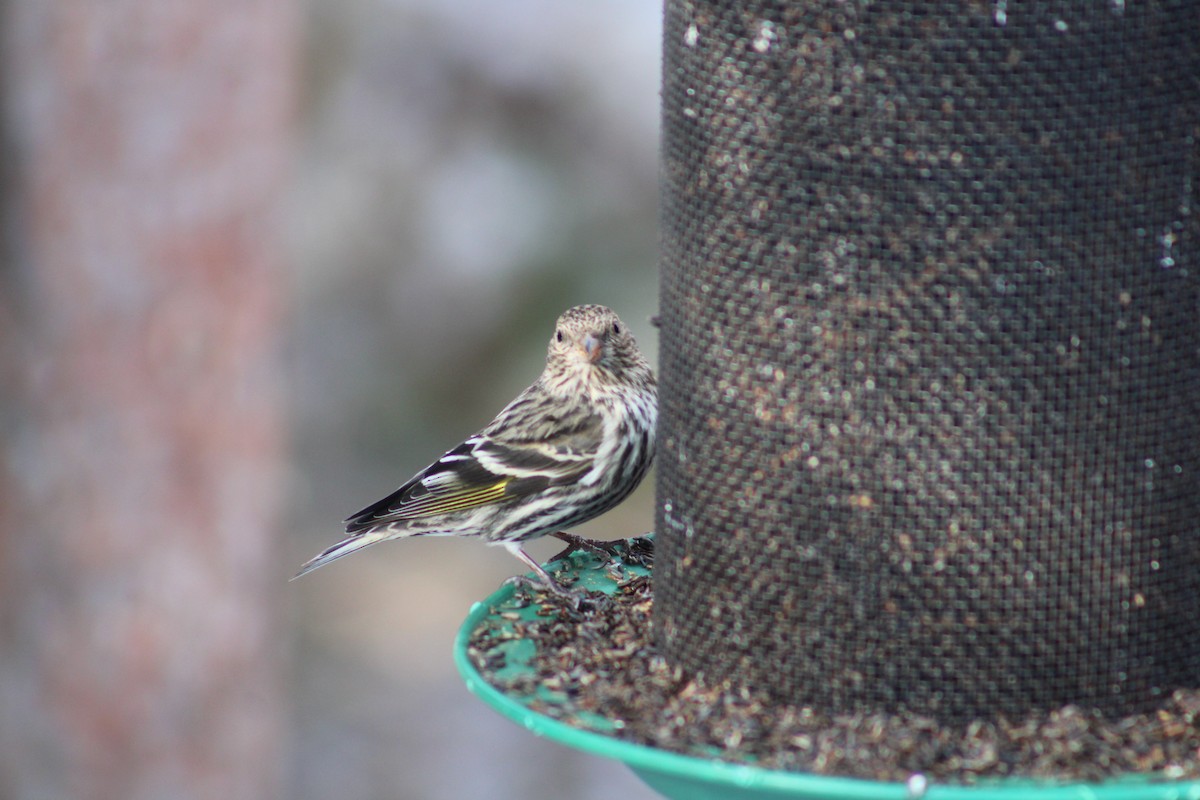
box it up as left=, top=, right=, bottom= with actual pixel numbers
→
left=0, top=1, right=662, bottom=798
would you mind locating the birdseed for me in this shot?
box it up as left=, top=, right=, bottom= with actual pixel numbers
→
left=467, top=538, right=1200, bottom=784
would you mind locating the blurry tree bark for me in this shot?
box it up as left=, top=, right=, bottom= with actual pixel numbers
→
left=0, top=2, right=296, bottom=799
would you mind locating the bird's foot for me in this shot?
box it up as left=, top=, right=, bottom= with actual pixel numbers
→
left=502, top=541, right=582, bottom=601
left=548, top=531, right=625, bottom=565
left=503, top=573, right=605, bottom=614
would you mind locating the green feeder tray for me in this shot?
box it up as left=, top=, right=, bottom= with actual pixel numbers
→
left=453, top=542, right=1200, bottom=800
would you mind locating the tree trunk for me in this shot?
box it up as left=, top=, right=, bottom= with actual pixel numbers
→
left=0, top=2, right=295, bottom=798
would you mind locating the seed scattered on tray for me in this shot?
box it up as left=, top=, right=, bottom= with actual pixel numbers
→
left=467, top=538, right=1200, bottom=784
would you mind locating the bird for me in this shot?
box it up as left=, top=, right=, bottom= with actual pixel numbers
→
left=294, top=304, right=657, bottom=595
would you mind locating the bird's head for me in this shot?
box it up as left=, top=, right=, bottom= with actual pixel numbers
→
left=543, top=304, right=652, bottom=396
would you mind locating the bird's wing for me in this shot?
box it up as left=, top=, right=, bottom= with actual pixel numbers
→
left=477, top=398, right=604, bottom=472
left=482, top=386, right=606, bottom=460
left=344, top=405, right=604, bottom=533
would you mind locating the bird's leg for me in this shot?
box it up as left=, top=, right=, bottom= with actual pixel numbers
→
left=547, top=531, right=624, bottom=564
left=502, top=541, right=575, bottom=599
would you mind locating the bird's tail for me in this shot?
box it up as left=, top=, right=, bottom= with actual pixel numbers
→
left=291, top=531, right=391, bottom=580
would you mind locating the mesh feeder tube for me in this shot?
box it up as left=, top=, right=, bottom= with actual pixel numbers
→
left=654, top=0, right=1200, bottom=722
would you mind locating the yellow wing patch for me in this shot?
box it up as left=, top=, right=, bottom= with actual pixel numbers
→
left=392, top=477, right=512, bottom=519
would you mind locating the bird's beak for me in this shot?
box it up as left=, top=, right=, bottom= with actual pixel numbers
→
left=582, top=334, right=602, bottom=364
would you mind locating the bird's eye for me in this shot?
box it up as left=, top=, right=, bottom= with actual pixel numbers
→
left=612, top=322, right=621, bottom=334
left=555, top=330, right=564, bottom=343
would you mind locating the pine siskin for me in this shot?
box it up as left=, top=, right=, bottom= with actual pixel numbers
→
left=295, top=304, right=657, bottom=594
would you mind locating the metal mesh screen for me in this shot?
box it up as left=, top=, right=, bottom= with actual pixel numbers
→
left=654, top=0, right=1200, bottom=721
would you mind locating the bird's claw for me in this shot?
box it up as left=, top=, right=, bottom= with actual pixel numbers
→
left=502, top=572, right=610, bottom=615
left=548, top=531, right=625, bottom=565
